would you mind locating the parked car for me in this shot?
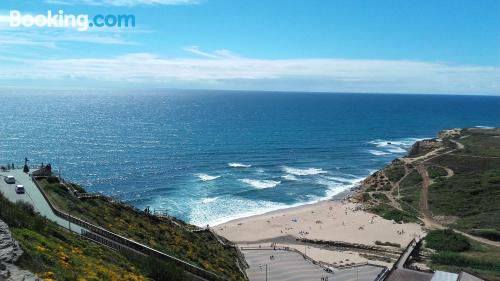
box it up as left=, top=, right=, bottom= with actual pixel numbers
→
left=4, top=175, right=15, bottom=184
left=15, top=185, right=25, bottom=194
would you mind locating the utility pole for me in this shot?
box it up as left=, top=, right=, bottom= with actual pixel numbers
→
left=259, top=264, right=268, bottom=281
left=265, top=263, right=267, bottom=281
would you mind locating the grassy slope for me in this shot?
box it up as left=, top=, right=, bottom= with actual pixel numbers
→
left=38, top=178, right=245, bottom=281
left=358, top=128, right=500, bottom=280
left=427, top=129, right=500, bottom=234
left=426, top=230, right=500, bottom=281
left=0, top=193, right=152, bottom=281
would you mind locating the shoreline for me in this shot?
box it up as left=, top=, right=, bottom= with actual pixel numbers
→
left=213, top=174, right=424, bottom=267
left=213, top=184, right=356, bottom=227
left=208, top=183, right=358, bottom=227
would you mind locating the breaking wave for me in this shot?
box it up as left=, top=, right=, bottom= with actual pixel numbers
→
left=239, top=178, right=281, bottom=189
left=282, top=166, right=328, bottom=176
left=228, top=162, right=252, bottom=168
left=196, top=173, right=221, bottom=181
left=281, top=174, right=298, bottom=181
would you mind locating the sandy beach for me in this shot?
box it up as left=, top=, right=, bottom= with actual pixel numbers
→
left=214, top=199, right=425, bottom=266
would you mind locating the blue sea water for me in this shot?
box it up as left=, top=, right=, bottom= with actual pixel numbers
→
left=0, top=90, right=499, bottom=226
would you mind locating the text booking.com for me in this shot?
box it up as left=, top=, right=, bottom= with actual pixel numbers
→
left=9, top=10, right=135, bottom=31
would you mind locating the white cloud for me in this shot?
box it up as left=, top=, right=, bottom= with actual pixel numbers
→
left=183, top=46, right=241, bottom=59
left=44, top=0, right=199, bottom=6
left=0, top=18, right=139, bottom=48
left=0, top=51, right=498, bottom=95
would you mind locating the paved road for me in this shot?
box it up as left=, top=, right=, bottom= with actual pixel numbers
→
left=243, top=249, right=383, bottom=281
left=0, top=169, right=83, bottom=233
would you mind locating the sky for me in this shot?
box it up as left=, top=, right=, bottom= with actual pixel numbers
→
left=0, top=0, right=499, bottom=95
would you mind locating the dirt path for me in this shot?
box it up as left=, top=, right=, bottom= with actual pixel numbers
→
left=442, top=166, right=454, bottom=178
left=449, top=139, right=464, bottom=149
left=416, top=165, right=441, bottom=230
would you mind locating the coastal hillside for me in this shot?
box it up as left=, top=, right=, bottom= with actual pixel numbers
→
left=355, top=128, right=500, bottom=280
left=0, top=193, right=153, bottom=281
left=34, top=177, right=247, bottom=281
left=0, top=172, right=246, bottom=280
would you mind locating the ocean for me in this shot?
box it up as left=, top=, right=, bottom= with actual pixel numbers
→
left=0, top=90, right=499, bottom=226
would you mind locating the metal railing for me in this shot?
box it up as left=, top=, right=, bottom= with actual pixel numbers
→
left=32, top=176, right=224, bottom=281
left=382, top=238, right=417, bottom=280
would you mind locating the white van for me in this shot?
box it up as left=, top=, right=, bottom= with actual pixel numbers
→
left=15, top=185, right=25, bottom=194
left=4, top=175, right=15, bottom=184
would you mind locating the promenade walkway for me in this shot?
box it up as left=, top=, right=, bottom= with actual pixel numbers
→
left=243, top=249, right=384, bottom=281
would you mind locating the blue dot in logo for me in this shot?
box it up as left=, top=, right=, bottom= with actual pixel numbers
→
left=89, top=22, right=93, bottom=27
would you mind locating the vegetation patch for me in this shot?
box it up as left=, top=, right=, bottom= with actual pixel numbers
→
left=368, top=203, right=418, bottom=224
left=371, top=192, right=390, bottom=203
left=0, top=193, right=152, bottom=281
left=385, top=164, right=405, bottom=183
left=428, top=170, right=500, bottom=232
left=425, top=229, right=470, bottom=252
left=469, top=229, right=500, bottom=242
left=428, top=166, right=448, bottom=178
left=399, top=170, right=422, bottom=187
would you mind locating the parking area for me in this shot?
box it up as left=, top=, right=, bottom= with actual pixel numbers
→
left=243, top=249, right=384, bottom=281
left=0, top=169, right=38, bottom=208
left=0, top=169, right=83, bottom=233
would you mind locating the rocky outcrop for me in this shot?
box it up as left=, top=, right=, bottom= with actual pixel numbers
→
left=438, top=128, right=462, bottom=139
left=0, top=220, right=39, bottom=281
left=407, top=139, right=442, bottom=157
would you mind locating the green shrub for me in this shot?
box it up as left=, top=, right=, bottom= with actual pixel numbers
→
left=431, top=251, right=500, bottom=271
left=46, top=176, right=60, bottom=184
left=470, top=229, right=500, bottom=242
left=141, top=257, right=184, bottom=281
left=369, top=203, right=418, bottom=224
left=426, top=229, right=470, bottom=252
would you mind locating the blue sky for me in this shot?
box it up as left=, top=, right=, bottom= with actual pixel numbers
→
left=0, top=0, right=499, bottom=94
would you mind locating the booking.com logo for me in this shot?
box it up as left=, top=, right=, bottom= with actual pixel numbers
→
left=9, top=10, right=135, bottom=31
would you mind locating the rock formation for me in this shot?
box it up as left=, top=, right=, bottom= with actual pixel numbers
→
left=0, top=220, right=39, bottom=281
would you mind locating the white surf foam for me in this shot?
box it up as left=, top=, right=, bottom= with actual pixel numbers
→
left=386, top=147, right=407, bottom=153
left=201, top=197, right=218, bottom=204
left=239, top=178, right=281, bottom=189
left=316, top=175, right=365, bottom=197
left=322, top=176, right=358, bottom=184
left=189, top=197, right=290, bottom=227
left=475, top=125, right=493, bottom=129
left=185, top=172, right=370, bottom=227
left=281, top=174, right=298, bottom=181
left=196, top=173, right=221, bottom=181
left=368, top=149, right=390, bottom=156
left=282, top=166, right=328, bottom=176
left=368, top=138, right=424, bottom=148
left=228, top=162, right=252, bottom=168
left=368, top=137, right=425, bottom=156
